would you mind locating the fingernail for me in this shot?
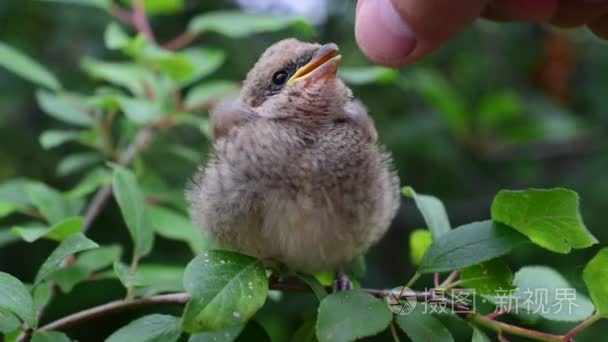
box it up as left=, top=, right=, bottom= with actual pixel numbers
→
left=355, top=0, right=416, bottom=66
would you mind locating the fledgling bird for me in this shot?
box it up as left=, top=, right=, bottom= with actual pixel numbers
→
left=187, top=39, right=400, bottom=279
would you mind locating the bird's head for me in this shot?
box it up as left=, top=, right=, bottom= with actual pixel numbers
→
left=240, top=39, right=352, bottom=123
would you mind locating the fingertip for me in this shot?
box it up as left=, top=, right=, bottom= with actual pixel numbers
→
left=354, top=0, right=417, bottom=67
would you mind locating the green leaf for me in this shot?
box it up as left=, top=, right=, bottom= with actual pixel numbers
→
left=39, top=130, right=83, bottom=149
left=339, top=66, right=398, bottom=85
left=120, top=0, right=184, bottom=15
left=36, top=90, right=95, bottom=127
left=184, top=81, right=237, bottom=109
left=395, top=306, right=454, bottom=342
left=179, top=48, right=226, bottom=86
left=57, top=153, right=103, bottom=176
left=477, top=91, right=522, bottom=128
left=66, top=167, right=111, bottom=199
left=49, top=245, right=122, bottom=292
left=296, top=273, right=328, bottom=301
left=0, top=229, right=20, bottom=248
left=418, top=221, right=528, bottom=273
left=0, top=202, right=18, bottom=219
left=316, top=291, right=391, bottom=342
left=49, top=266, right=89, bottom=293
left=0, top=179, right=33, bottom=208
left=135, top=264, right=184, bottom=295
left=112, top=166, right=154, bottom=258
left=33, top=282, right=53, bottom=312
left=0, top=272, right=37, bottom=328
left=38, top=0, right=109, bottom=9
left=12, top=216, right=83, bottom=242
left=460, top=259, right=513, bottom=295
left=510, top=266, right=595, bottom=321
left=188, top=11, right=312, bottom=37
left=105, top=22, right=132, bottom=50
left=81, top=58, right=151, bottom=96
left=117, top=97, right=163, bottom=124
left=34, top=233, right=98, bottom=285
left=27, top=182, right=82, bottom=224
left=583, top=248, right=608, bottom=317
left=147, top=205, right=209, bottom=254
left=408, top=69, right=468, bottom=137
left=471, top=327, right=491, bottom=342
left=491, top=188, right=598, bottom=253
left=77, top=244, right=122, bottom=271
left=0, top=309, right=21, bottom=333
left=292, top=315, right=317, bottom=342
left=403, top=186, right=451, bottom=238
left=188, top=325, right=244, bottom=342
left=0, top=42, right=61, bottom=90
left=31, top=331, right=71, bottom=342
left=114, top=261, right=145, bottom=289
left=181, top=251, right=268, bottom=332
left=107, top=314, right=181, bottom=342
left=409, top=229, right=432, bottom=266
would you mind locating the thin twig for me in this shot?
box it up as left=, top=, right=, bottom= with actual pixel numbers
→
left=389, top=320, right=401, bottom=342
left=37, top=293, right=189, bottom=332
left=486, top=304, right=511, bottom=320
left=468, top=313, right=564, bottom=342
left=109, top=3, right=134, bottom=26
left=82, top=124, right=156, bottom=233
left=434, top=273, right=440, bottom=288
left=163, top=31, right=198, bottom=51
left=131, top=0, right=156, bottom=43
left=438, top=271, right=459, bottom=289
left=563, top=313, right=601, bottom=341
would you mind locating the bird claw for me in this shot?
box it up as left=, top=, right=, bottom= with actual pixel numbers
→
left=332, top=269, right=353, bottom=292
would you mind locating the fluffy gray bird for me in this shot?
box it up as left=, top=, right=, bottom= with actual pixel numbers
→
left=187, top=39, right=400, bottom=279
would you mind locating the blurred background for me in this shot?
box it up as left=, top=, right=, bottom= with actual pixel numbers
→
left=1, top=0, right=607, bottom=340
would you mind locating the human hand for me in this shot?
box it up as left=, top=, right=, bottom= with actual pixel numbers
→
left=355, top=0, right=608, bottom=67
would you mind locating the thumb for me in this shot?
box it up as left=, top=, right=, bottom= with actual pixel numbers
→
left=355, top=0, right=486, bottom=67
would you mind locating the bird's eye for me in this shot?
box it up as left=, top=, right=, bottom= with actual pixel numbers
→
left=272, top=70, right=288, bottom=86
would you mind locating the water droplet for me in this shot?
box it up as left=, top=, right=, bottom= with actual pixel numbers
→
left=232, top=311, right=241, bottom=318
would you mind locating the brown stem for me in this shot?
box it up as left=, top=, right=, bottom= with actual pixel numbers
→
left=563, top=313, right=601, bottom=341
left=37, top=293, right=189, bottom=332
left=109, top=3, right=134, bottom=26
left=26, top=277, right=588, bottom=342
left=163, top=31, right=198, bottom=51
left=131, top=0, right=156, bottom=43
left=468, top=313, right=564, bottom=342
left=438, top=271, right=459, bottom=288
left=485, top=304, right=511, bottom=320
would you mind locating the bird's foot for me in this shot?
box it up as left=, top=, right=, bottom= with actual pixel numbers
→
left=332, top=268, right=353, bottom=292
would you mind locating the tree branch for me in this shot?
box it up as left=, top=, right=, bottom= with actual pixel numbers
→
left=37, top=293, right=189, bottom=333
left=29, top=277, right=583, bottom=342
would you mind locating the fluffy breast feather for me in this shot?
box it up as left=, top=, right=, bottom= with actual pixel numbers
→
left=187, top=119, right=400, bottom=272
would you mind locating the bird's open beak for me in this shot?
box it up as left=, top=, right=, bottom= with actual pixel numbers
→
left=287, top=43, right=341, bottom=85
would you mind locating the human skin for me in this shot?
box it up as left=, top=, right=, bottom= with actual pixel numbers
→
left=354, top=0, right=608, bottom=68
